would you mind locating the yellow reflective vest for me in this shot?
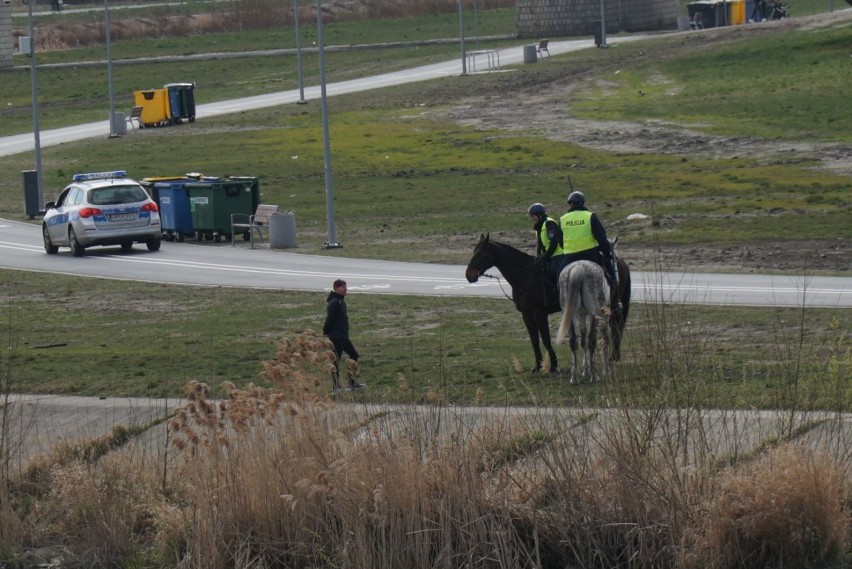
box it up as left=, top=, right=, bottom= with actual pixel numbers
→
left=538, top=217, right=564, bottom=257
left=560, top=210, right=598, bottom=253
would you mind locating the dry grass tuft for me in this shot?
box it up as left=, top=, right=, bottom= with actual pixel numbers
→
left=682, top=444, right=849, bottom=569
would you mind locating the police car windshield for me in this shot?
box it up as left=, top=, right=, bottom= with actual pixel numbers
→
left=89, top=185, right=148, bottom=206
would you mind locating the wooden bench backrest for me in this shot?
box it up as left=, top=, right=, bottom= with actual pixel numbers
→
left=129, top=106, right=144, bottom=118
left=538, top=39, right=549, bottom=50
left=253, top=204, right=279, bottom=225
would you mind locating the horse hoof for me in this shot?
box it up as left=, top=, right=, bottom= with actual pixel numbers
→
left=549, top=367, right=559, bottom=375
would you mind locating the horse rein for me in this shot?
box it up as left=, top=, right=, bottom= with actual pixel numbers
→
left=476, top=269, right=514, bottom=302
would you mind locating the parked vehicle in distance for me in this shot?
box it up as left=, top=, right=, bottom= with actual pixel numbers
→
left=42, top=171, right=162, bottom=257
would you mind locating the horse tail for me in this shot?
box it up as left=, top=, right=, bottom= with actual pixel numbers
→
left=556, top=267, right=579, bottom=343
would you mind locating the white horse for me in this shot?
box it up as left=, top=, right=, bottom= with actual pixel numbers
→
left=555, top=260, right=611, bottom=383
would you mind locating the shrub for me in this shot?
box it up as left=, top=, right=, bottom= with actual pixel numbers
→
left=682, top=444, right=849, bottom=569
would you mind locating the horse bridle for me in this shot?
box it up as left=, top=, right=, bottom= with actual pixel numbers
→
left=470, top=246, right=517, bottom=302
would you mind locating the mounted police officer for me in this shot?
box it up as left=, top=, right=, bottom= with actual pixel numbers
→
left=559, top=191, right=622, bottom=314
left=528, top=203, right=564, bottom=288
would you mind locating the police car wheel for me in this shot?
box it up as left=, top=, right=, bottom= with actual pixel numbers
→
left=147, top=237, right=161, bottom=252
left=68, top=227, right=85, bottom=257
left=43, top=225, right=58, bottom=255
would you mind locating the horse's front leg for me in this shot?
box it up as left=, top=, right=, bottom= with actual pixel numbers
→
left=535, top=310, right=559, bottom=373
left=609, top=311, right=625, bottom=362
left=521, top=312, right=544, bottom=372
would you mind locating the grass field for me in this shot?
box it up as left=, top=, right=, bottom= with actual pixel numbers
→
left=3, top=268, right=849, bottom=409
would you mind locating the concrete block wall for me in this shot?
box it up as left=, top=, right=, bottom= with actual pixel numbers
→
left=517, top=0, right=678, bottom=38
left=0, top=2, right=12, bottom=69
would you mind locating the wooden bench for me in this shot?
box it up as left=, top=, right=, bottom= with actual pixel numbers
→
left=231, top=204, right=279, bottom=248
left=126, top=106, right=144, bottom=131
left=536, top=39, right=551, bottom=59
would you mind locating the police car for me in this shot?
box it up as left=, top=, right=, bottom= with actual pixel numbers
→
left=42, top=171, right=162, bottom=256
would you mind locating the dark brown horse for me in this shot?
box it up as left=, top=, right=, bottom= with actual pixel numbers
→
left=465, top=234, right=631, bottom=372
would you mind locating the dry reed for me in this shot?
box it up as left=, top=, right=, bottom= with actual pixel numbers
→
left=0, top=325, right=848, bottom=567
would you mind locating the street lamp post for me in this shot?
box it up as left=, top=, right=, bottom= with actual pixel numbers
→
left=105, top=0, right=118, bottom=137
left=26, top=0, right=44, bottom=208
left=599, top=0, right=608, bottom=48
left=317, top=0, right=340, bottom=248
left=458, top=0, right=467, bottom=75
left=293, top=0, right=306, bottom=104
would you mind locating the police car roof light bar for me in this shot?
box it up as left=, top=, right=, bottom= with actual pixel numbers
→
left=72, top=170, right=128, bottom=182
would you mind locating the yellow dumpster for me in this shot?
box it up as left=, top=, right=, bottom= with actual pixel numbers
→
left=729, top=0, right=746, bottom=24
left=133, top=88, right=171, bottom=127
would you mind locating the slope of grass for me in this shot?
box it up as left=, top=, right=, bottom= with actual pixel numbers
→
left=571, top=20, right=852, bottom=141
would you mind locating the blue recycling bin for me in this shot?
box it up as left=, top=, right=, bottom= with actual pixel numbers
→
left=156, top=182, right=195, bottom=241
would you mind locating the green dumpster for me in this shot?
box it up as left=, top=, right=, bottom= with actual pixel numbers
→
left=188, top=180, right=256, bottom=242
left=225, top=176, right=261, bottom=211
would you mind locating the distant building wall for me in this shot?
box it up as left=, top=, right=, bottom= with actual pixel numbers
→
left=517, top=0, right=678, bottom=38
left=0, top=1, right=12, bottom=69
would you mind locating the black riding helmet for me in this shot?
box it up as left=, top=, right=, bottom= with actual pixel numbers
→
left=567, top=191, right=585, bottom=207
left=527, top=203, right=547, bottom=217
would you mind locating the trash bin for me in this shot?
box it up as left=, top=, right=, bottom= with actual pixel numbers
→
left=22, top=169, right=42, bottom=219
left=729, top=0, right=745, bottom=24
left=523, top=44, right=537, bottom=64
left=112, top=111, right=127, bottom=135
left=155, top=182, right=196, bottom=241
left=677, top=15, right=691, bottom=30
left=165, top=83, right=196, bottom=124
left=134, top=88, right=171, bottom=127
left=188, top=180, right=255, bottom=242
left=687, top=1, right=720, bottom=27
left=224, top=175, right=261, bottom=212
left=269, top=212, right=298, bottom=249
left=592, top=20, right=603, bottom=47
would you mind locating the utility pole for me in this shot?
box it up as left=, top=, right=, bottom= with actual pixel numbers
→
left=26, top=0, right=44, bottom=208
left=317, top=0, right=340, bottom=248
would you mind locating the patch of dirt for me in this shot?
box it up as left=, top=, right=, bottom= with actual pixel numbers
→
left=434, top=11, right=852, bottom=274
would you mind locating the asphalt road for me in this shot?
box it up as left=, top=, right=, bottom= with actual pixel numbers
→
left=4, top=38, right=849, bottom=306
left=1, top=217, right=850, bottom=306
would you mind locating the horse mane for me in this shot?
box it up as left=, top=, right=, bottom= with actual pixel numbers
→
left=489, top=239, right=533, bottom=260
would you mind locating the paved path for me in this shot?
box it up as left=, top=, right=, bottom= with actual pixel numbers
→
left=7, top=393, right=850, bottom=466
left=1, top=36, right=646, bottom=156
